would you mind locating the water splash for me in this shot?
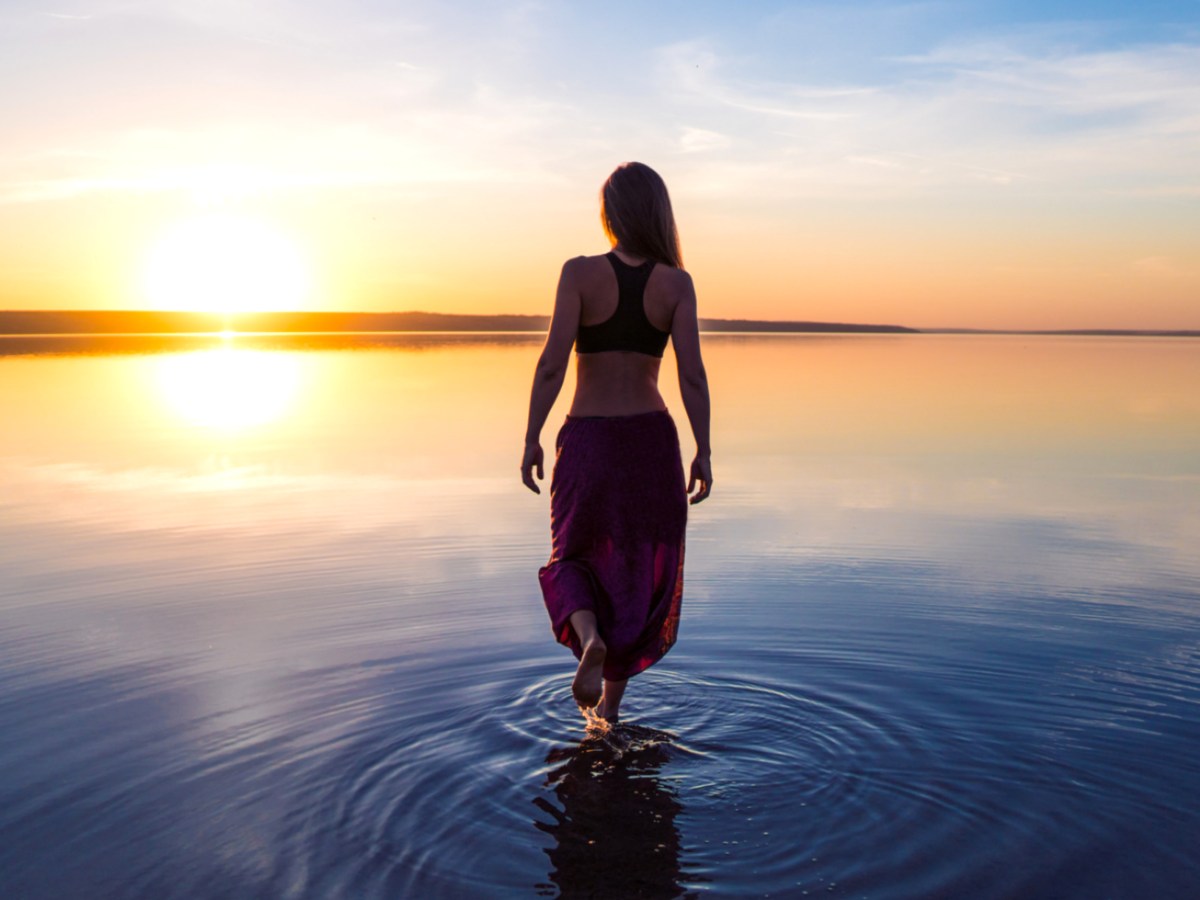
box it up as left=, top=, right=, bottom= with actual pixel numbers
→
left=581, top=706, right=610, bottom=735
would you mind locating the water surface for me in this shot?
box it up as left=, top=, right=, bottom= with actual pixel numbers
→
left=1, top=334, right=1198, bottom=898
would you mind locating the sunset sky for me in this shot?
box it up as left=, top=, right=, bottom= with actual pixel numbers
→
left=1, top=1, right=1197, bottom=329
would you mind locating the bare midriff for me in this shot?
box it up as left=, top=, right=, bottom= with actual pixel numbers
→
left=569, top=351, right=666, bottom=417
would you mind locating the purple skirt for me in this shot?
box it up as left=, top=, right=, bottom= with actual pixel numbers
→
left=538, top=409, right=687, bottom=681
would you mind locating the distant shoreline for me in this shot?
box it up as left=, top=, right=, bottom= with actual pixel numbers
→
left=922, top=327, right=1200, bottom=337
left=0, top=310, right=1195, bottom=337
left=0, top=310, right=916, bottom=336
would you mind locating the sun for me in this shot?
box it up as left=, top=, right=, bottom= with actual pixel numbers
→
left=142, top=214, right=312, bottom=313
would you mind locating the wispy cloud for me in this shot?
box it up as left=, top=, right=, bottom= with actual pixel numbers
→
left=655, top=35, right=1200, bottom=200
left=679, top=127, right=732, bottom=154
left=0, top=0, right=594, bottom=205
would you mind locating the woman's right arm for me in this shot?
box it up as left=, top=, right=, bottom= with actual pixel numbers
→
left=670, top=272, right=712, bottom=504
left=521, top=259, right=582, bottom=494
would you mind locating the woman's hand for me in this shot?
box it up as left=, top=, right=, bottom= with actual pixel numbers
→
left=688, top=453, right=712, bottom=504
left=521, top=441, right=545, bottom=494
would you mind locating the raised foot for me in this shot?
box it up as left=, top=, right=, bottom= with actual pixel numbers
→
left=572, top=640, right=606, bottom=709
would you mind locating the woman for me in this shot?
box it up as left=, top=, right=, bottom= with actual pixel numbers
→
left=521, top=161, right=712, bottom=722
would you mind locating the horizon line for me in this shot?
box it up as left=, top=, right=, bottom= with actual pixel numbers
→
left=0, top=309, right=1196, bottom=338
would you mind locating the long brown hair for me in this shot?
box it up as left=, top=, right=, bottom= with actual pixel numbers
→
left=600, top=162, right=683, bottom=269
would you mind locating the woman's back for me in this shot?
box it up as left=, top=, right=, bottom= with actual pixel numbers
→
left=567, top=250, right=691, bottom=417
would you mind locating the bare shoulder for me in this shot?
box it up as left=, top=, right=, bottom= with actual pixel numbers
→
left=562, top=254, right=594, bottom=268
left=561, top=254, right=611, bottom=289
left=654, top=265, right=696, bottom=305
left=559, top=254, right=587, bottom=278
left=661, top=265, right=694, bottom=291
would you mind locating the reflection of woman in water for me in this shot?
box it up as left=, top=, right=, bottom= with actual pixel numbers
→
left=533, top=727, right=694, bottom=897
left=522, top=161, right=712, bottom=721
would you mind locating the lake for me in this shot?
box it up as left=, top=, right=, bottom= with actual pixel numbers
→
left=1, top=333, right=1198, bottom=898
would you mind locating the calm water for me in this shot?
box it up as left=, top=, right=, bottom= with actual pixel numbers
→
left=1, top=333, right=1198, bottom=899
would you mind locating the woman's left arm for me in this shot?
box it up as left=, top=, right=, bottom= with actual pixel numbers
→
left=670, top=270, right=712, bottom=504
left=521, top=259, right=582, bottom=494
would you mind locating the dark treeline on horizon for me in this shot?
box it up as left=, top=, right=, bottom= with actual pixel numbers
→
left=0, top=310, right=918, bottom=335
left=1, top=310, right=1195, bottom=337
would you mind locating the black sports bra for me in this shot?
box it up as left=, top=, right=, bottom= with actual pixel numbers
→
left=575, top=253, right=670, bottom=358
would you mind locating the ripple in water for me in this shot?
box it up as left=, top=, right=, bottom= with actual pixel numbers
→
left=274, top=659, right=952, bottom=897
left=250, top=621, right=1200, bottom=900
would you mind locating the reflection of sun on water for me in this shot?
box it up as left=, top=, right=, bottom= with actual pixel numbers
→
left=157, top=348, right=304, bottom=430
left=142, top=214, right=311, bottom=313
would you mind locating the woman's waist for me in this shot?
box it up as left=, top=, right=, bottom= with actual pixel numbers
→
left=568, top=390, right=666, bottom=418
left=558, top=407, right=679, bottom=451
left=570, top=363, right=663, bottom=416
left=565, top=406, right=672, bottom=422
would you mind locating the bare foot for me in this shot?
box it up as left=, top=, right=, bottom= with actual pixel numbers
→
left=595, top=694, right=614, bottom=721
left=597, top=677, right=626, bottom=722
left=572, top=639, right=606, bottom=709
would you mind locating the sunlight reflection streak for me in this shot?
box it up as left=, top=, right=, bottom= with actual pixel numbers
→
left=155, top=348, right=304, bottom=431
